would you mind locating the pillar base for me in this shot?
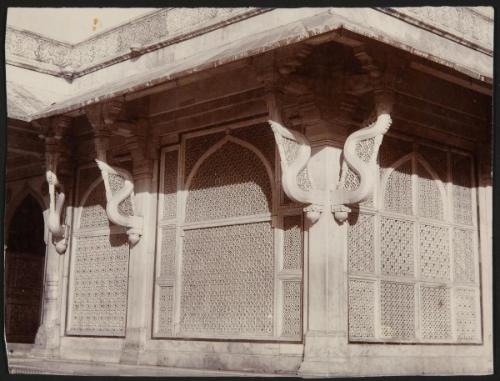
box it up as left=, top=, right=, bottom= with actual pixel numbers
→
left=119, top=327, right=146, bottom=365
left=29, top=323, right=61, bottom=359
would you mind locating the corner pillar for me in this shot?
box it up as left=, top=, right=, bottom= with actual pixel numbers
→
left=299, top=120, right=350, bottom=377
left=32, top=115, right=72, bottom=358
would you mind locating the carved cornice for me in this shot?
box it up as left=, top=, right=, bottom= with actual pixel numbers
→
left=6, top=8, right=271, bottom=80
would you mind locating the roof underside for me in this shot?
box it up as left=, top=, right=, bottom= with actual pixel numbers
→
left=6, top=7, right=493, bottom=123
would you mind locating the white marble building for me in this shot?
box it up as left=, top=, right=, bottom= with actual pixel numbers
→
left=3, top=7, right=493, bottom=376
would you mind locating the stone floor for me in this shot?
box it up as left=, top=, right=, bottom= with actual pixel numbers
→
left=8, top=356, right=287, bottom=377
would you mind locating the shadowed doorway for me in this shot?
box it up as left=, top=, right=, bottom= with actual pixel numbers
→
left=5, top=194, right=46, bottom=343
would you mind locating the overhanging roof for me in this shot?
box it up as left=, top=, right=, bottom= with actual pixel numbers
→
left=8, top=8, right=493, bottom=123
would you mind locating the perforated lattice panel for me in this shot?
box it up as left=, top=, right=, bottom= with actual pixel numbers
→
left=184, top=132, right=225, bottom=178
left=180, top=222, right=274, bottom=338
left=452, top=154, right=473, bottom=225
left=381, top=281, right=415, bottom=340
left=384, top=160, right=413, bottom=215
left=162, top=150, right=178, bottom=220
left=455, top=287, right=479, bottom=342
left=348, top=138, right=481, bottom=344
left=79, top=182, right=109, bottom=229
left=417, top=163, right=444, bottom=220
left=68, top=234, right=129, bottom=336
left=283, top=215, right=303, bottom=270
left=348, top=279, right=375, bottom=340
left=156, top=286, right=174, bottom=336
left=159, top=227, right=176, bottom=278
left=154, top=127, right=303, bottom=341
left=282, top=281, right=301, bottom=337
left=453, top=228, right=475, bottom=283
left=185, top=141, right=272, bottom=222
left=419, top=224, right=450, bottom=281
left=381, top=217, right=414, bottom=277
left=348, top=213, right=375, bottom=274
left=421, top=286, right=451, bottom=340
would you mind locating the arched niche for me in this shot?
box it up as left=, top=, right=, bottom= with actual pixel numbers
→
left=380, top=153, right=447, bottom=220
left=5, top=194, right=46, bottom=343
left=184, top=136, right=273, bottom=223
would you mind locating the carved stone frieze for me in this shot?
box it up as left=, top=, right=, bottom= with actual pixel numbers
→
left=6, top=8, right=269, bottom=78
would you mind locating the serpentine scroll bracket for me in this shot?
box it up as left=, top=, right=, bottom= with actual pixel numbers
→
left=94, top=157, right=143, bottom=246
left=269, top=99, right=392, bottom=225
left=45, top=149, right=70, bottom=254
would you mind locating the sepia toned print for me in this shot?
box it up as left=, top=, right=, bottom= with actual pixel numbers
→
left=3, top=7, right=493, bottom=377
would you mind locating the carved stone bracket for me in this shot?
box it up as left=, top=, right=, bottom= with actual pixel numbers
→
left=35, top=115, right=72, bottom=254
left=85, top=99, right=144, bottom=246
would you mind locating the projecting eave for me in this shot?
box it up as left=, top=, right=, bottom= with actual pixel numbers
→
left=7, top=7, right=492, bottom=123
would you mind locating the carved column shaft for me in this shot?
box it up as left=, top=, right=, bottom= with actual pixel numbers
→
left=120, top=124, right=158, bottom=365
left=33, top=115, right=72, bottom=356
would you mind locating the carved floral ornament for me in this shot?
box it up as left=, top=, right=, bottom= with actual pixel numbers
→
left=85, top=101, right=144, bottom=246
left=270, top=94, right=393, bottom=224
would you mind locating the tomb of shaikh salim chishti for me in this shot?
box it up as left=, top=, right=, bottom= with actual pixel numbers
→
left=3, top=6, right=493, bottom=377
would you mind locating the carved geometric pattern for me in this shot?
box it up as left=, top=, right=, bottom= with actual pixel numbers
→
left=185, top=141, right=272, bottom=222
left=79, top=181, right=109, bottom=229
left=280, top=136, right=301, bottom=164
left=453, top=228, right=475, bottom=283
left=378, top=136, right=413, bottom=173
left=384, top=160, right=413, bottom=215
left=109, top=173, right=134, bottom=217
left=180, top=222, right=274, bottom=337
left=283, top=215, right=303, bottom=270
left=297, top=167, right=313, bottom=192
left=156, top=286, right=174, bottom=336
left=421, top=286, right=451, bottom=340
left=419, top=224, right=450, bottom=281
left=418, top=145, right=448, bottom=181
left=356, top=138, right=376, bottom=163
left=232, top=124, right=275, bottom=169
left=184, top=132, right=224, bottom=179
left=417, top=163, right=444, bottom=220
left=343, top=138, right=376, bottom=194
left=343, top=167, right=361, bottom=192
left=69, top=234, right=129, bottom=336
left=349, top=141, right=481, bottom=345
left=282, top=281, right=301, bottom=337
left=348, top=279, right=375, bottom=340
left=452, top=154, right=473, bottom=225
left=381, top=217, right=414, bottom=277
left=348, top=213, right=375, bottom=274
left=455, top=287, right=479, bottom=342
left=77, top=166, right=100, bottom=204
left=380, top=281, right=415, bottom=340
left=162, top=150, right=178, bottom=220
left=159, top=227, right=176, bottom=278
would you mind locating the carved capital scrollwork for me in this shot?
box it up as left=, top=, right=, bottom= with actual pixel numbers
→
left=85, top=99, right=144, bottom=246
